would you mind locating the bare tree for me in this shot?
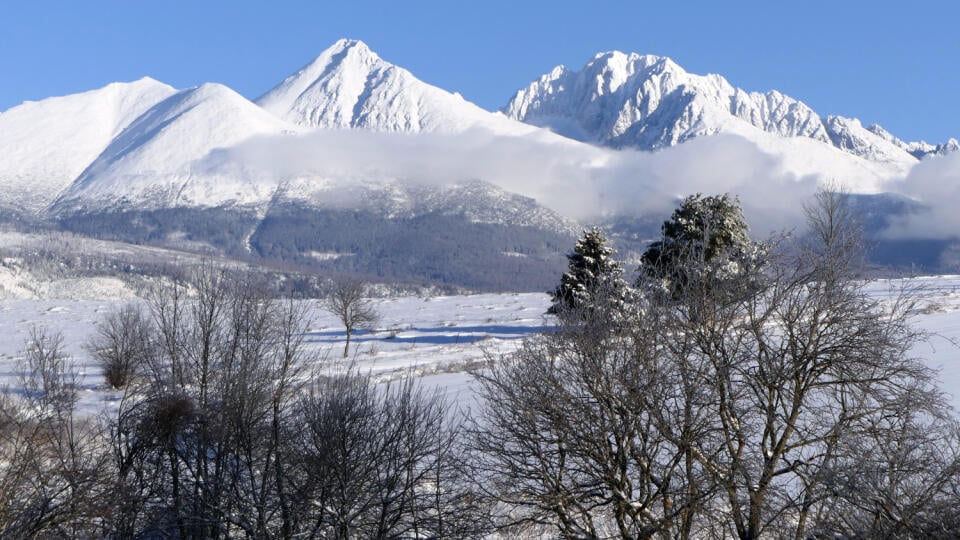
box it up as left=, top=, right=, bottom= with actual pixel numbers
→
left=322, top=276, right=380, bottom=358
left=87, top=303, right=153, bottom=389
left=0, top=267, right=464, bottom=537
left=0, top=328, right=110, bottom=537
left=470, top=283, right=720, bottom=539
left=90, top=264, right=476, bottom=539
left=805, top=388, right=960, bottom=537
left=102, top=266, right=320, bottom=538
left=289, top=371, right=478, bottom=539
left=101, top=265, right=474, bottom=538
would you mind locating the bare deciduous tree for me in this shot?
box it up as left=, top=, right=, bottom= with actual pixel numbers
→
left=0, top=328, right=109, bottom=537
left=290, top=371, right=479, bottom=539
left=322, top=277, right=380, bottom=358
left=104, top=266, right=320, bottom=538
left=100, top=268, right=475, bottom=538
left=87, top=303, right=153, bottom=389
left=470, top=281, right=721, bottom=539
left=97, top=265, right=471, bottom=538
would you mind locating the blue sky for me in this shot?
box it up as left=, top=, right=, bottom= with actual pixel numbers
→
left=2, top=0, right=957, bottom=142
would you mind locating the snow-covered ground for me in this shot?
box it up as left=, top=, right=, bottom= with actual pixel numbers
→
left=880, top=276, right=960, bottom=409
left=2, top=277, right=960, bottom=417
left=0, top=291, right=552, bottom=416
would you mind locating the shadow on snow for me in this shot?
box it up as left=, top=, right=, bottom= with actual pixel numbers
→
left=305, top=324, right=552, bottom=346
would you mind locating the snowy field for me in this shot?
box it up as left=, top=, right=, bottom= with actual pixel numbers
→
left=2, top=276, right=960, bottom=416
left=0, top=290, right=552, bottom=415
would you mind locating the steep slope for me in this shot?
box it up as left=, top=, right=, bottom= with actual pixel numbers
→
left=54, top=83, right=302, bottom=212
left=0, top=78, right=177, bottom=213
left=504, top=51, right=921, bottom=172
left=257, top=38, right=532, bottom=135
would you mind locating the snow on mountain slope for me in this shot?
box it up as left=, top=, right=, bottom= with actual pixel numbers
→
left=821, top=116, right=917, bottom=167
left=743, top=126, right=905, bottom=193
left=54, top=83, right=302, bottom=212
left=494, top=54, right=904, bottom=193
left=503, top=51, right=920, bottom=173
left=0, top=78, right=177, bottom=212
left=273, top=177, right=578, bottom=234
left=257, top=38, right=533, bottom=136
left=866, top=124, right=960, bottom=159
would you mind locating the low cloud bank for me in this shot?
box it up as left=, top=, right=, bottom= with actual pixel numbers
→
left=883, top=152, right=960, bottom=239
left=209, top=128, right=926, bottom=236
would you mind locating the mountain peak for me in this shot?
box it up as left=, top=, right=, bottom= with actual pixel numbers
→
left=55, top=81, right=298, bottom=212
left=256, top=39, right=533, bottom=135
left=314, top=38, right=382, bottom=70
left=131, top=75, right=166, bottom=86
left=329, top=38, right=374, bottom=55
left=587, top=51, right=683, bottom=76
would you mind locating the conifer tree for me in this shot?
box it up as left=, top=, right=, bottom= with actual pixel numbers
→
left=550, top=228, right=628, bottom=317
left=640, top=193, right=755, bottom=295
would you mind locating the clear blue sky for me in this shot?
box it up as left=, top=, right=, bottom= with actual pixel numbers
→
left=2, top=0, right=957, bottom=142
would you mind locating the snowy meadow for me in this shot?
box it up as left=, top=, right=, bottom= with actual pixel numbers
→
left=0, top=291, right=553, bottom=416
left=3, top=267, right=960, bottom=537
left=2, top=278, right=960, bottom=415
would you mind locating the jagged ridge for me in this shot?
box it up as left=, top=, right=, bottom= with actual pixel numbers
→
left=503, top=51, right=952, bottom=165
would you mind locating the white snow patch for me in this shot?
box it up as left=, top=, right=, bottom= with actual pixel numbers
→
left=308, top=251, right=354, bottom=261
left=0, top=292, right=552, bottom=415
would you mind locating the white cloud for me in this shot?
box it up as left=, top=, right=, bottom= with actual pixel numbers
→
left=207, top=128, right=838, bottom=234
left=882, top=152, right=960, bottom=239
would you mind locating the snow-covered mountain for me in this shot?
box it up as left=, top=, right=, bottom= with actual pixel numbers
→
left=0, top=78, right=176, bottom=213
left=0, top=39, right=957, bottom=287
left=53, top=83, right=302, bottom=213
left=257, top=39, right=532, bottom=136
left=503, top=51, right=949, bottom=168
left=1, top=41, right=955, bottom=221
left=3, top=40, right=951, bottom=220
left=866, top=124, right=960, bottom=159
left=41, top=39, right=576, bottom=215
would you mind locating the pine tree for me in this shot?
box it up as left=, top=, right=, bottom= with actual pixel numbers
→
left=639, top=193, right=757, bottom=295
left=550, top=228, right=629, bottom=317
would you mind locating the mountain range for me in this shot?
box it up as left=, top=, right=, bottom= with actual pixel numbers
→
left=504, top=51, right=958, bottom=163
left=1, top=38, right=956, bottom=289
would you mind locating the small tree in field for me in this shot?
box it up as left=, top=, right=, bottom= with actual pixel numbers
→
left=87, top=303, right=152, bottom=389
left=323, top=277, right=380, bottom=358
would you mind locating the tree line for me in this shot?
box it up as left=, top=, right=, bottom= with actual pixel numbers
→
left=1, top=191, right=959, bottom=538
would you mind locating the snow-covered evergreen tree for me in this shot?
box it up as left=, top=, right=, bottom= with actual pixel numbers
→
left=639, top=193, right=760, bottom=296
left=550, top=228, right=631, bottom=319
